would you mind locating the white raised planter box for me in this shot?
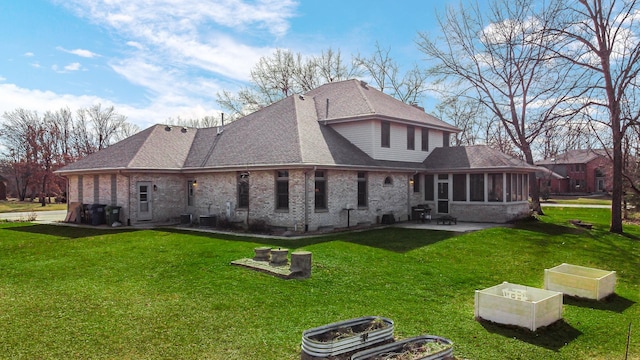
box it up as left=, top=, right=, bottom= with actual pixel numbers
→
left=544, top=263, right=616, bottom=300
left=475, top=282, right=563, bottom=331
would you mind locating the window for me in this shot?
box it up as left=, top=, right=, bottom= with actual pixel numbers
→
left=424, top=174, right=434, bottom=201
left=443, top=132, right=450, bottom=147
left=357, top=172, right=367, bottom=207
left=238, top=172, right=249, bottom=208
left=276, top=170, right=289, bottom=210
left=384, top=176, right=393, bottom=186
left=488, top=173, right=503, bottom=202
left=407, top=126, right=415, bottom=150
left=453, top=174, right=466, bottom=201
left=187, top=180, right=196, bottom=206
left=506, top=174, right=512, bottom=202
left=470, top=174, right=484, bottom=202
left=412, top=174, right=420, bottom=193
left=381, top=121, right=390, bottom=148
left=421, top=128, right=429, bottom=151
left=315, top=170, right=327, bottom=210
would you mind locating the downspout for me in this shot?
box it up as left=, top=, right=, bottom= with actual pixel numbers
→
left=304, top=166, right=317, bottom=232
left=408, top=171, right=418, bottom=221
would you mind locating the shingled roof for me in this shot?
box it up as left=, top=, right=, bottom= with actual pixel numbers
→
left=306, top=79, right=460, bottom=132
left=57, top=81, right=535, bottom=176
left=423, top=145, right=538, bottom=172
left=536, top=149, right=610, bottom=165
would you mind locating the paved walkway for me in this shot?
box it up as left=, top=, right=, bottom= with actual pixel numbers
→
left=1, top=210, right=505, bottom=234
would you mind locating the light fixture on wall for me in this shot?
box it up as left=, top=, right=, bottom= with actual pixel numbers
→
left=193, top=180, right=197, bottom=187
left=409, top=178, right=414, bottom=186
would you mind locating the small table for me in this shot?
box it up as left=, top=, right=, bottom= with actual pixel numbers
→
left=436, top=215, right=457, bottom=225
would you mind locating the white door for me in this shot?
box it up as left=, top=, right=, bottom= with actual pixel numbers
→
left=137, top=182, right=152, bottom=221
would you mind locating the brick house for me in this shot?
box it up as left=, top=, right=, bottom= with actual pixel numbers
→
left=536, top=149, right=613, bottom=194
left=56, top=80, right=536, bottom=230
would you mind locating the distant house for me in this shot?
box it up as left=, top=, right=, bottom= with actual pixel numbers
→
left=536, top=149, right=613, bottom=194
left=0, top=174, right=6, bottom=200
left=56, top=79, right=536, bottom=231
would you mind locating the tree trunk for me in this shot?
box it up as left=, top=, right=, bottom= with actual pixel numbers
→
left=610, top=124, right=624, bottom=233
left=523, top=147, right=544, bottom=215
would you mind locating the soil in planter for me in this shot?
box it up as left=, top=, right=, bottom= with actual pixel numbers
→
left=369, top=341, right=452, bottom=360
left=308, top=318, right=389, bottom=343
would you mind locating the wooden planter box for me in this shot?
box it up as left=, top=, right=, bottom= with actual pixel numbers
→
left=475, top=282, right=563, bottom=331
left=301, top=316, right=394, bottom=358
left=350, top=335, right=453, bottom=360
left=544, top=263, right=616, bottom=300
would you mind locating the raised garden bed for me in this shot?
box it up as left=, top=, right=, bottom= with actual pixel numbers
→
left=544, top=263, right=616, bottom=300
left=350, top=335, right=453, bottom=360
left=301, top=316, right=394, bottom=358
left=475, top=282, right=563, bottom=331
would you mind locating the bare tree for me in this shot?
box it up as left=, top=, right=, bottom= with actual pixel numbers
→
left=547, top=0, right=640, bottom=233
left=435, top=96, right=488, bottom=146
left=417, top=0, right=585, bottom=214
left=355, top=43, right=429, bottom=103
left=217, top=46, right=423, bottom=118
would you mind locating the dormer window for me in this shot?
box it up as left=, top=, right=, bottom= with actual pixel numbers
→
left=381, top=121, right=390, bottom=148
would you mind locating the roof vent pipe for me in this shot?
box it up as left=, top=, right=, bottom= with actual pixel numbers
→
left=325, top=98, right=329, bottom=119
left=217, top=113, right=224, bottom=135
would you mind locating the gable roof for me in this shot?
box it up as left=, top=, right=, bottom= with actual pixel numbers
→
left=423, top=145, right=538, bottom=172
left=536, top=149, right=610, bottom=165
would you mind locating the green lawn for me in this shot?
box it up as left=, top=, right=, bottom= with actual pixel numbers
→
left=0, top=208, right=638, bottom=359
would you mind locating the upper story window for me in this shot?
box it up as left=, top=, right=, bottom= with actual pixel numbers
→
left=421, top=128, right=429, bottom=151
left=407, top=126, right=415, bottom=150
left=381, top=121, right=390, bottom=148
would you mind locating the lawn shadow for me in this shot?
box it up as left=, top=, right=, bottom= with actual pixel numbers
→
left=162, top=226, right=457, bottom=253
left=563, top=293, right=636, bottom=313
left=1, top=223, right=135, bottom=239
left=513, top=221, right=588, bottom=237
left=478, top=319, right=582, bottom=351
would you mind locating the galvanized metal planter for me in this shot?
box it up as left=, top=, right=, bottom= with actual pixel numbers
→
left=350, top=335, right=453, bottom=360
left=301, top=316, right=394, bottom=358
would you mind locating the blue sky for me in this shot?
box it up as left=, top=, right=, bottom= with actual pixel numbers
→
left=0, top=0, right=464, bottom=129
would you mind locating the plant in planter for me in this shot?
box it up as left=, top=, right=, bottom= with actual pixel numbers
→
left=350, top=335, right=453, bottom=360
left=301, top=316, right=394, bottom=358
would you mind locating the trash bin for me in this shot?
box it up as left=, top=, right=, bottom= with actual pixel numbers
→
left=81, top=204, right=91, bottom=224
left=105, top=206, right=122, bottom=226
left=90, top=204, right=107, bottom=225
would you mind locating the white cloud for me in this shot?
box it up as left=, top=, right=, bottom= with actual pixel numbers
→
left=24, top=52, right=35, bottom=57
left=51, top=62, right=84, bottom=73
left=65, top=62, right=83, bottom=71
left=0, top=82, right=220, bottom=129
left=56, top=46, right=100, bottom=58
left=56, top=0, right=298, bottom=82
